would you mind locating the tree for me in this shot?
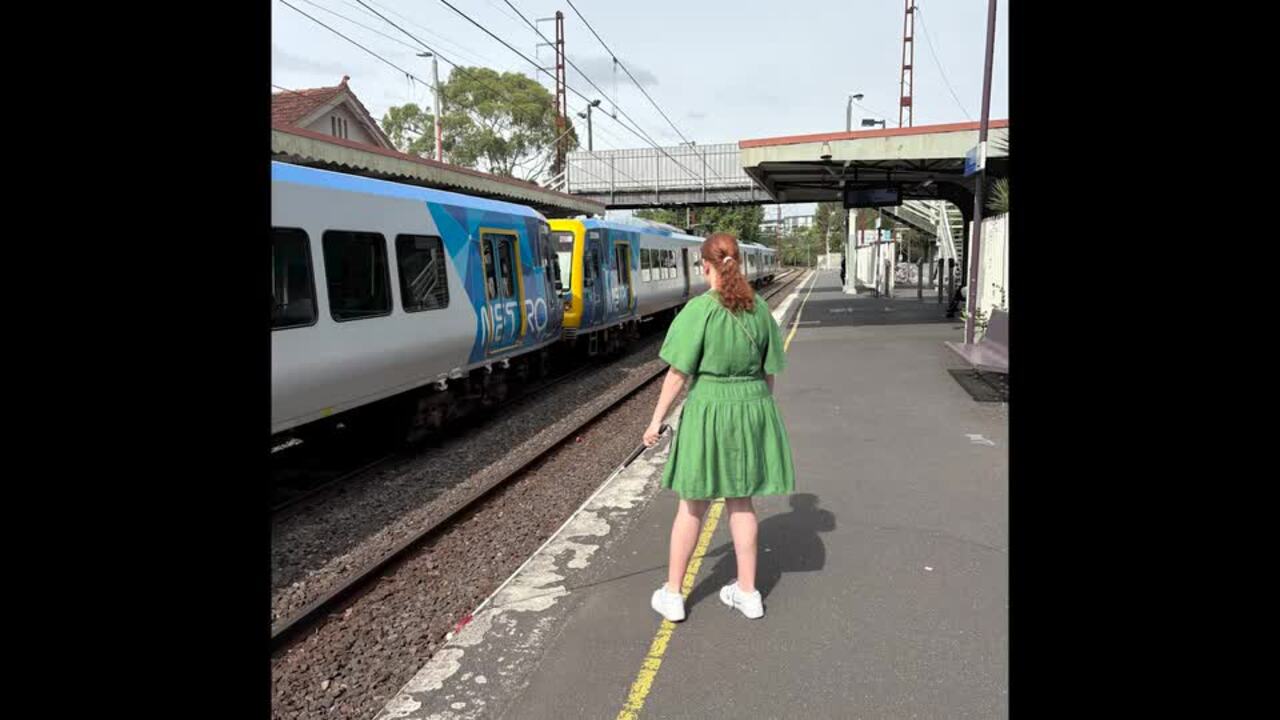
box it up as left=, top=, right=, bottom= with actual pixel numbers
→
left=633, top=208, right=681, bottom=226
left=774, top=223, right=825, bottom=266
left=634, top=205, right=766, bottom=244
left=696, top=205, right=766, bottom=244
left=381, top=103, right=437, bottom=157
left=381, top=67, right=577, bottom=184
left=813, top=201, right=847, bottom=245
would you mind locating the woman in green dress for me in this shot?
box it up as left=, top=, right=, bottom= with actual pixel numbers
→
left=642, top=233, right=796, bottom=621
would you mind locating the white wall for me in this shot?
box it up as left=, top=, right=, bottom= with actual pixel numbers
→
left=972, top=213, right=1009, bottom=315
left=847, top=230, right=896, bottom=293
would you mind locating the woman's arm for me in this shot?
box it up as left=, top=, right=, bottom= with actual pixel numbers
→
left=642, top=367, right=688, bottom=446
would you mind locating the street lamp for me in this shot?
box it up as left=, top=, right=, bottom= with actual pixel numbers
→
left=417, top=52, right=442, bottom=161
left=846, top=93, right=865, bottom=132
left=861, top=118, right=887, bottom=129
left=576, top=99, right=602, bottom=151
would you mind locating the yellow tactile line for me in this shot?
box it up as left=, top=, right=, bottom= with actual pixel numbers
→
left=784, top=270, right=818, bottom=351
left=616, top=500, right=724, bottom=720
left=615, top=271, right=818, bottom=719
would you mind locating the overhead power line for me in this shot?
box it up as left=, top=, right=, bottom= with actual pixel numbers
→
left=435, top=0, right=716, bottom=187
left=915, top=6, right=973, bottom=120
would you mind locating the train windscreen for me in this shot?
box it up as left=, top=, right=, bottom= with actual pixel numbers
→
left=551, top=231, right=575, bottom=290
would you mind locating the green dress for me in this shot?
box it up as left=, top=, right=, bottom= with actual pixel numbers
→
left=659, top=291, right=796, bottom=499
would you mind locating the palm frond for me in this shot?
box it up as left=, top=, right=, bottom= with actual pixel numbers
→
left=987, top=177, right=1010, bottom=215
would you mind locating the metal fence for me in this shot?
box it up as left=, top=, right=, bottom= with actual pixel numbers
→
left=565, top=143, right=754, bottom=194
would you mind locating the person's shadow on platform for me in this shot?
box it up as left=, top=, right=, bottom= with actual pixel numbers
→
left=687, top=493, right=836, bottom=609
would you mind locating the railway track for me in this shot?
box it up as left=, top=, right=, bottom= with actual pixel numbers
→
left=271, top=354, right=623, bottom=519
left=269, top=268, right=809, bottom=650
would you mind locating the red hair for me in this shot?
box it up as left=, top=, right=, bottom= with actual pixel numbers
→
left=701, top=232, right=755, bottom=313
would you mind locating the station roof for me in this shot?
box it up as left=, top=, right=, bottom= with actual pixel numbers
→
left=738, top=120, right=1009, bottom=205
left=271, top=125, right=606, bottom=218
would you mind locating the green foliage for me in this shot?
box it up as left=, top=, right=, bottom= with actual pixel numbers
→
left=698, top=205, right=766, bottom=244
left=987, top=178, right=1009, bottom=215
left=813, top=201, right=847, bottom=242
left=634, top=205, right=766, bottom=245
left=633, top=208, right=681, bottom=226
left=987, top=135, right=1009, bottom=215
left=380, top=67, right=576, bottom=183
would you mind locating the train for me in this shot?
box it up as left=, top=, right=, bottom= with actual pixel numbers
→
left=271, top=162, right=777, bottom=444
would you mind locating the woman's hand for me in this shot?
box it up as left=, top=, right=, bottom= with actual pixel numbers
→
left=643, top=421, right=663, bottom=447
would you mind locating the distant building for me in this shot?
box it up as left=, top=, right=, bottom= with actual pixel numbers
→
left=271, top=75, right=394, bottom=150
left=759, top=213, right=816, bottom=238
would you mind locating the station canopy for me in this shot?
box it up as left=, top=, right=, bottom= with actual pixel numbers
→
left=738, top=120, right=1008, bottom=207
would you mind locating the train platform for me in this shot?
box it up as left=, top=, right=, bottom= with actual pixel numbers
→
left=376, top=270, right=1008, bottom=720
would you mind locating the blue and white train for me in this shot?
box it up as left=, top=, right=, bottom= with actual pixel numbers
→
left=271, top=162, right=778, bottom=443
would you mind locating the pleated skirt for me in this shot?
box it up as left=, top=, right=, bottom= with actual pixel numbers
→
left=661, top=375, right=796, bottom=500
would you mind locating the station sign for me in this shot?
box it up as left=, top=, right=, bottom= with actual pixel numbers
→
left=965, top=142, right=987, bottom=177
left=843, top=186, right=901, bottom=209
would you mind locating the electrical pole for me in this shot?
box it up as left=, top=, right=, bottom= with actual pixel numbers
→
left=965, top=0, right=998, bottom=346
left=553, top=11, right=567, bottom=177
left=899, top=0, right=916, bottom=128
left=577, top=100, right=600, bottom=152
left=418, top=52, right=443, bottom=161
left=431, top=54, right=442, bottom=161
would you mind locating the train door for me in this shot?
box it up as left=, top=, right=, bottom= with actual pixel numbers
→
left=680, top=248, right=691, bottom=298
left=583, top=229, right=607, bottom=327
left=537, top=223, right=563, bottom=332
left=480, top=229, right=525, bottom=353
left=613, top=239, right=633, bottom=314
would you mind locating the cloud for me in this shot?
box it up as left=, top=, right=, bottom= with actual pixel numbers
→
left=685, top=111, right=707, bottom=120
left=272, top=43, right=354, bottom=78
left=565, top=55, right=658, bottom=92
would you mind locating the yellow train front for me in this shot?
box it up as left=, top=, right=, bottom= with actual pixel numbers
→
left=549, top=218, right=709, bottom=354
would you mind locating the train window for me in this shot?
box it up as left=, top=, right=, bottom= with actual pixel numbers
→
left=614, top=243, right=631, bottom=301
left=395, top=234, right=450, bottom=312
left=271, top=227, right=316, bottom=329
left=481, top=236, right=498, bottom=298
left=664, top=250, right=676, bottom=279
left=323, top=230, right=391, bottom=321
left=640, top=248, right=651, bottom=282
left=550, top=230, right=574, bottom=290
left=540, top=224, right=560, bottom=293
left=496, top=238, right=517, bottom=297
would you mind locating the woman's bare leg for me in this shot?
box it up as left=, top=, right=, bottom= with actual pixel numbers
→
left=725, top=497, right=757, bottom=593
left=667, top=498, right=710, bottom=592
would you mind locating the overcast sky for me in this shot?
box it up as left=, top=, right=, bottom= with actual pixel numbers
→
left=273, top=0, right=1008, bottom=218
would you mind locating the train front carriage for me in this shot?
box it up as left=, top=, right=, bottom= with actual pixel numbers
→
left=549, top=218, right=644, bottom=354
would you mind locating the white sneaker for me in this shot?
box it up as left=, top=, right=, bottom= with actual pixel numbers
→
left=719, top=581, right=764, bottom=619
left=651, top=585, right=686, bottom=622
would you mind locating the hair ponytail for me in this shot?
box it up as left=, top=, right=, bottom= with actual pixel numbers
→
left=701, top=232, right=755, bottom=312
